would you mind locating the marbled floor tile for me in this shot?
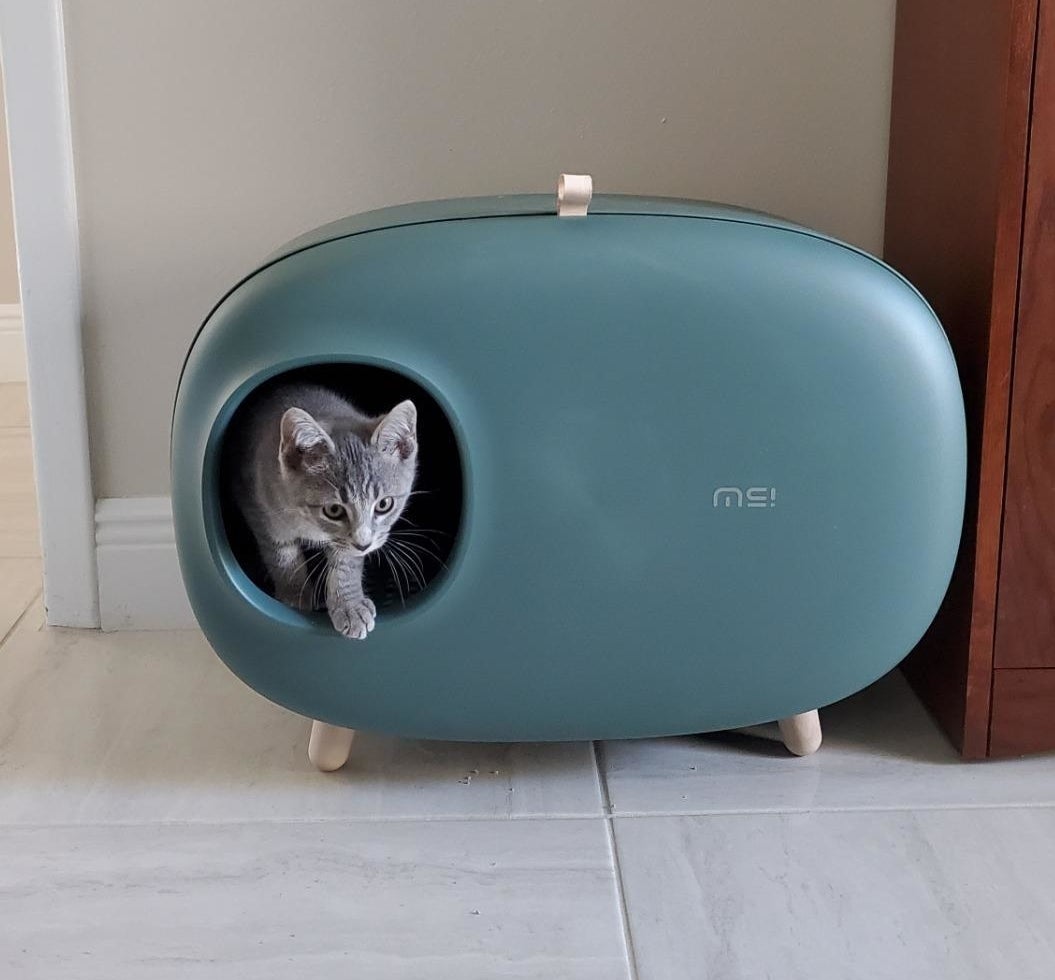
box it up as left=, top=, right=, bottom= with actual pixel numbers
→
left=602, top=671, right=1055, bottom=815
left=0, top=607, right=603, bottom=824
left=0, top=557, right=41, bottom=638
left=0, top=429, right=38, bottom=557
left=615, top=807, right=1055, bottom=980
left=0, top=383, right=30, bottom=427
left=0, top=817, right=628, bottom=980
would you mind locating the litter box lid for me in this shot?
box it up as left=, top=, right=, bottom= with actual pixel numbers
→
left=173, top=189, right=966, bottom=741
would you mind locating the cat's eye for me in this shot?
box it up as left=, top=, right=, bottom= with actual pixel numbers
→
left=321, top=503, right=346, bottom=521
left=374, top=496, right=395, bottom=515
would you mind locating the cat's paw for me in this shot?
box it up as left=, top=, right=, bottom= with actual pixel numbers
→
left=328, top=596, right=376, bottom=640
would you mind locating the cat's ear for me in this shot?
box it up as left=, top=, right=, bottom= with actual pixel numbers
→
left=371, top=400, right=417, bottom=460
left=279, top=407, right=334, bottom=473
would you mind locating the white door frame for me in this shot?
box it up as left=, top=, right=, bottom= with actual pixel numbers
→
left=0, top=0, right=99, bottom=626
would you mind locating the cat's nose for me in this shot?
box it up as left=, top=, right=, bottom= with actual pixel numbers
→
left=351, top=532, right=373, bottom=551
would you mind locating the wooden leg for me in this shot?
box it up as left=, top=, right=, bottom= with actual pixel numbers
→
left=777, top=710, right=822, bottom=756
left=308, top=720, right=356, bottom=772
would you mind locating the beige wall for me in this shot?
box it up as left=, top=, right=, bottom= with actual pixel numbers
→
left=0, top=74, right=21, bottom=305
left=64, top=0, right=896, bottom=498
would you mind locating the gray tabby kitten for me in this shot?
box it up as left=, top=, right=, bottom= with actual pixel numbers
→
left=231, top=385, right=417, bottom=639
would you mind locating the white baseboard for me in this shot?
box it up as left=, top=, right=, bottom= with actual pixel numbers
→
left=0, top=304, right=26, bottom=382
left=95, top=496, right=197, bottom=631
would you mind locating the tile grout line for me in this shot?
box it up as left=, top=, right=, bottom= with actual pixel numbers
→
left=0, top=586, right=43, bottom=649
left=0, top=812, right=606, bottom=830
left=598, top=799, right=1055, bottom=818
left=592, top=741, right=641, bottom=980
left=5, top=797, right=1055, bottom=831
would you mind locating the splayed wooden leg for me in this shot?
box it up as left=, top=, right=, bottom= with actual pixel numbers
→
left=308, top=720, right=356, bottom=771
left=777, top=710, right=822, bottom=756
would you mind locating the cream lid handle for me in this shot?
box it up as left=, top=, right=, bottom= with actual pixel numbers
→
left=557, top=174, right=593, bottom=217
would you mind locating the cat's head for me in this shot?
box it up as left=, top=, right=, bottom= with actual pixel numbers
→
left=278, top=400, right=417, bottom=555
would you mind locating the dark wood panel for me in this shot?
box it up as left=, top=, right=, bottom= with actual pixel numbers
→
left=995, top=0, right=1055, bottom=670
left=989, top=669, right=1055, bottom=756
left=884, top=0, right=1038, bottom=756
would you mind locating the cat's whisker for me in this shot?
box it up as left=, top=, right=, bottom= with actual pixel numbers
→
left=297, top=551, right=329, bottom=610
left=389, top=527, right=448, bottom=548
left=391, top=552, right=411, bottom=605
left=391, top=540, right=438, bottom=579
left=378, top=548, right=396, bottom=603
left=291, top=551, right=323, bottom=606
left=394, top=514, right=448, bottom=532
left=380, top=547, right=407, bottom=606
left=398, top=549, right=429, bottom=593
left=296, top=569, right=313, bottom=608
left=391, top=527, right=451, bottom=540
left=390, top=535, right=448, bottom=570
left=392, top=549, right=425, bottom=594
left=305, top=569, right=322, bottom=611
left=385, top=542, right=425, bottom=594
left=288, top=548, right=323, bottom=580
left=313, top=555, right=331, bottom=610
left=388, top=535, right=446, bottom=561
left=387, top=539, right=427, bottom=584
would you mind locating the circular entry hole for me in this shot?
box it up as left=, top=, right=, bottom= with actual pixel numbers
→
left=218, top=362, right=464, bottom=617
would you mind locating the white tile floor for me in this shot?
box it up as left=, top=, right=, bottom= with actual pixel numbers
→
left=1, top=380, right=1054, bottom=978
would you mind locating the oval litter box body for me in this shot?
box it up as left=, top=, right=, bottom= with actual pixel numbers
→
left=172, top=194, right=965, bottom=741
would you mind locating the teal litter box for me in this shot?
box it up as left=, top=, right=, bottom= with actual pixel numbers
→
left=171, top=178, right=965, bottom=769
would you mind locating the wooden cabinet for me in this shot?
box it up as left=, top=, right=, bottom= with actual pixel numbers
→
left=885, top=0, right=1055, bottom=757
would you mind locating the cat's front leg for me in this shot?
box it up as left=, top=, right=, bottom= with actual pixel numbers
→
left=325, top=549, right=375, bottom=640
